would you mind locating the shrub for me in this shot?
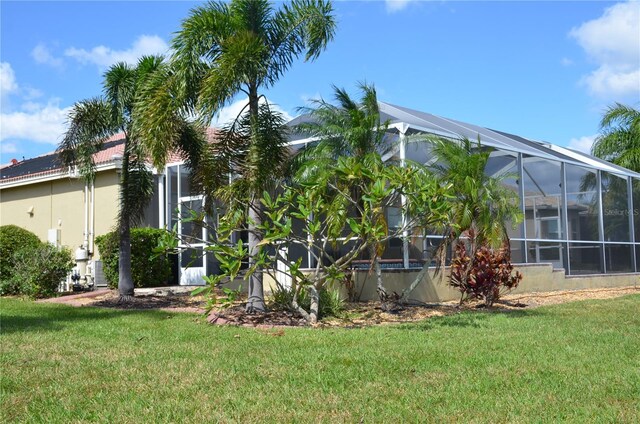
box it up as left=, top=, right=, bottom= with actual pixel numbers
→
left=0, top=225, right=42, bottom=281
left=449, top=242, right=523, bottom=306
left=271, top=285, right=344, bottom=319
left=95, top=227, right=172, bottom=289
left=3, top=244, right=74, bottom=299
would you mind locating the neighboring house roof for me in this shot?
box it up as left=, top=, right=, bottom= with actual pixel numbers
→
left=1, top=138, right=125, bottom=183
left=0, top=128, right=219, bottom=188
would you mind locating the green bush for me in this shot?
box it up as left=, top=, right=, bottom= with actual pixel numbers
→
left=271, top=285, right=344, bottom=319
left=0, top=225, right=42, bottom=281
left=95, top=227, right=172, bottom=289
left=2, top=244, right=74, bottom=299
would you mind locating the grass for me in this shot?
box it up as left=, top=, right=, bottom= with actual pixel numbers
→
left=1, top=295, right=639, bottom=423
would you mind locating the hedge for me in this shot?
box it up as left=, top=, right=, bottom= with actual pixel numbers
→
left=95, top=227, right=172, bottom=289
left=0, top=225, right=42, bottom=281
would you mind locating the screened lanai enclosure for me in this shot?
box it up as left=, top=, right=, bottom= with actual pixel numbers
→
left=287, top=102, right=640, bottom=276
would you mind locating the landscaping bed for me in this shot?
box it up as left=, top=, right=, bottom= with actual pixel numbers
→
left=42, top=285, right=640, bottom=327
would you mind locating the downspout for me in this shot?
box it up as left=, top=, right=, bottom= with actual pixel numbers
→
left=89, top=180, right=95, bottom=254
left=84, top=182, right=89, bottom=249
left=158, top=172, right=165, bottom=229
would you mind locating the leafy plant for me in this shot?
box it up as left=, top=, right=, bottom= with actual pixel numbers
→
left=95, top=227, right=172, bottom=289
left=191, top=152, right=450, bottom=323
left=194, top=274, right=244, bottom=312
left=449, top=241, right=522, bottom=306
left=0, top=225, right=42, bottom=281
left=270, top=285, right=344, bottom=319
left=2, top=244, right=74, bottom=299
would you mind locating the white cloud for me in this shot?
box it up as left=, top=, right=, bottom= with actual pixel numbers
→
left=1, top=142, right=17, bottom=154
left=31, top=43, right=64, bottom=69
left=570, top=1, right=640, bottom=99
left=65, top=35, right=169, bottom=69
left=568, top=134, right=597, bottom=154
left=385, top=0, right=414, bottom=13
left=580, top=66, right=640, bottom=99
left=213, top=97, right=294, bottom=127
left=560, top=57, right=573, bottom=67
left=1, top=99, right=71, bottom=145
left=23, top=87, right=43, bottom=100
left=299, top=92, right=322, bottom=105
left=0, top=62, right=18, bottom=97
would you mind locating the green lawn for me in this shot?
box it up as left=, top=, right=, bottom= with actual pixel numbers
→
left=1, top=295, right=639, bottom=423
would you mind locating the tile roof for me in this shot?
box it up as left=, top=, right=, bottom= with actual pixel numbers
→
left=0, top=128, right=220, bottom=185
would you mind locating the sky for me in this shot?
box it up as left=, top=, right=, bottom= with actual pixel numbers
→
left=1, top=0, right=639, bottom=163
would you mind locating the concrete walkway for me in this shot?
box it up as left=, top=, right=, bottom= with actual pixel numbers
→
left=37, top=289, right=111, bottom=303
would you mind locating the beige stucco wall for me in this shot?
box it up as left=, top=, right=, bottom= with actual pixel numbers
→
left=0, top=170, right=120, bottom=259
left=349, top=263, right=638, bottom=303
left=259, top=263, right=638, bottom=303
left=91, top=171, right=121, bottom=253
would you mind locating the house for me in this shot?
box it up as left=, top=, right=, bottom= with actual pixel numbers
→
left=2, top=103, right=638, bottom=297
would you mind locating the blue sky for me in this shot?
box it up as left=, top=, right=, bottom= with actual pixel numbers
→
left=1, top=0, right=639, bottom=162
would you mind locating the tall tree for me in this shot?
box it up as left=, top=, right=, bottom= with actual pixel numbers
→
left=591, top=103, right=640, bottom=173
left=59, top=56, right=204, bottom=300
left=138, top=0, right=336, bottom=312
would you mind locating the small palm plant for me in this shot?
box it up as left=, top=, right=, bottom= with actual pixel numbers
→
left=426, top=136, right=523, bottom=304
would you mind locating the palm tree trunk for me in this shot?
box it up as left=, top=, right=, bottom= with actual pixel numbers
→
left=246, top=202, right=266, bottom=312
left=245, top=84, right=266, bottom=313
left=118, top=139, right=135, bottom=300
left=118, top=217, right=135, bottom=299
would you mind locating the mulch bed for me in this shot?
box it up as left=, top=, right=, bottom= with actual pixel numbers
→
left=207, top=307, right=308, bottom=328
left=41, top=285, right=639, bottom=328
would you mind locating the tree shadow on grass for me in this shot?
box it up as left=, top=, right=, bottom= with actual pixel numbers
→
left=0, top=300, right=182, bottom=335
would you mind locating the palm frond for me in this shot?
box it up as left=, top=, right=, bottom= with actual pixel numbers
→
left=57, top=98, right=117, bottom=182
left=293, top=83, right=392, bottom=180
left=592, top=103, right=640, bottom=172
left=103, top=62, right=137, bottom=127
left=266, top=0, right=335, bottom=86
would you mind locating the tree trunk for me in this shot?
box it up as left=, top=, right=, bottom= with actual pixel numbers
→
left=399, top=256, right=434, bottom=303
left=118, top=141, right=135, bottom=300
left=308, top=285, right=320, bottom=325
left=372, top=246, right=387, bottom=301
left=245, top=83, right=266, bottom=313
left=246, top=202, right=266, bottom=312
left=118, top=217, right=135, bottom=299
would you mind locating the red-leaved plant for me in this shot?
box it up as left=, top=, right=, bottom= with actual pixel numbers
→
left=449, top=242, right=523, bottom=306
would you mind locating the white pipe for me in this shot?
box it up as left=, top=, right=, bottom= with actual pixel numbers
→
left=89, top=180, right=95, bottom=254
left=83, top=182, right=89, bottom=249
left=158, top=174, right=165, bottom=229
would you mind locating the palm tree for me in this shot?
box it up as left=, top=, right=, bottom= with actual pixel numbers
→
left=294, top=83, right=395, bottom=299
left=59, top=56, right=204, bottom=300
left=591, top=103, right=640, bottom=172
left=137, top=0, right=336, bottom=312
left=399, top=136, right=523, bottom=304
left=294, top=83, right=393, bottom=176
left=428, top=136, right=522, bottom=250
